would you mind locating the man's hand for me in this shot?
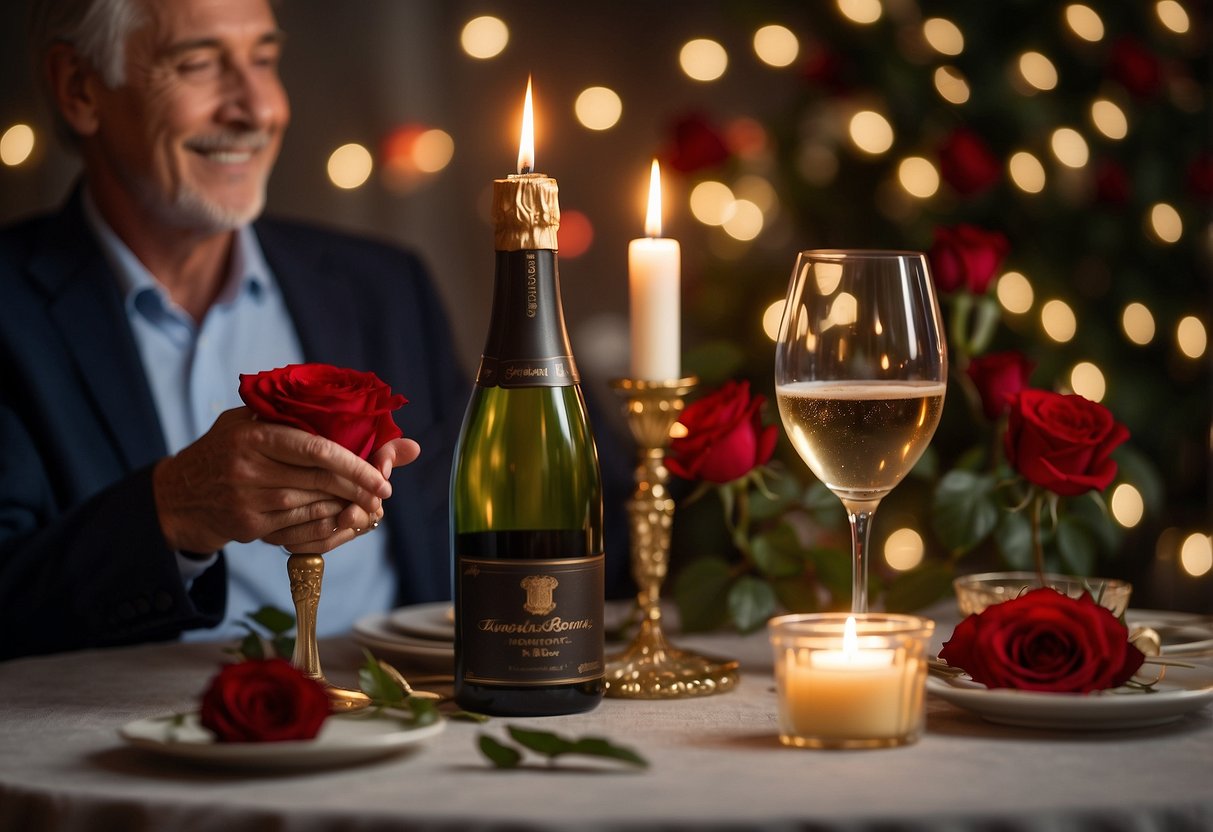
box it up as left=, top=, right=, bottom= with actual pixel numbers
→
left=153, top=408, right=395, bottom=555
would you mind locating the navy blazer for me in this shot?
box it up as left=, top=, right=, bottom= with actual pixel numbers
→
left=0, top=192, right=468, bottom=659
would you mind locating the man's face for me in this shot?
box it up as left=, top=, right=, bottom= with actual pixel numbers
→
left=89, top=0, right=290, bottom=233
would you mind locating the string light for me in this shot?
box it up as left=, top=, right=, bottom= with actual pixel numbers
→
left=837, top=0, right=882, bottom=25
left=1019, top=52, right=1059, bottom=91
left=884, top=528, right=925, bottom=571
left=897, top=157, right=939, bottom=198
left=1090, top=99, right=1129, bottom=140
left=1177, top=316, right=1207, bottom=358
left=1121, top=302, right=1156, bottom=345
left=849, top=110, right=894, bottom=155
left=997, top=271, right=1034, bottom=314
left=722, top=199, right=763, bottom=241
left=1180, top=533, right=1213, bottom=577
left=1155, top=0, right=1191, bottom=34
left=680, top=38, right=728, bottom=81
left=762, top=299, right=786, bottom=341
left=753, top=25, right=799, bottom=67
left=1041, top=299, right=1077, bottom=342
left=1148, top=202, right=1183, bottom=243
left=1064, top=4, right=1105, bottom=41
left=1008, top=151, right=1046, bottom=193
left=1050, top=128, right=1089, bottom=168
left=1110, top=484, right=1145, bottom=528
left=0, top=124, right=34, bottom=166
left=460, top=16, right=509, bottom=59
left=327, top=143, right=373, bottom=189
left=734, top=175, right=779, bottom=216
left=574, top=87, right=622, bottom=131
left=689, top=181, right=736, bottom=226
left=933, top=66, right=971, bottom=104
left=1069, top=361, right=1106, bottom=402
left=922, top=18, right=964, bottom=56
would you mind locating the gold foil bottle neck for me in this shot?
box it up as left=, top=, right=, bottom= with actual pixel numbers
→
left=492, top=173, right=560, bottom=251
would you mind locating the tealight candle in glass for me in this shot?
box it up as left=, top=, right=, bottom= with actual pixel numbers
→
left=768, top=613, right=934, bottom=749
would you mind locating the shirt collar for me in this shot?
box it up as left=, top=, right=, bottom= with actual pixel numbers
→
left=80, top=188, right=273, bottom=316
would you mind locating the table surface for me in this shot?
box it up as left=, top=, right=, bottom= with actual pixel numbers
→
left=2, top=608, right=1212, bottom=832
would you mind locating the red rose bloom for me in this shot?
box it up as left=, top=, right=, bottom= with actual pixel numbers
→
left=1004, top=389, right=1130, bottom=497
left=239, top=363, right=406, bottom=460
left=939, top=128, right=1001, bottom=196
left=940, top=588, right=1145, bottom=693
left=966, top=351, right=1035, bottom=420
left=199, top=659, right=331, bottom=743
left=662, top=113, right=731, bottom=173
left=668, top=380, right=778, bottom=484
left=1108, top=37, right=1163, bottom=98
left=928, top=224, right=1010, bottom=294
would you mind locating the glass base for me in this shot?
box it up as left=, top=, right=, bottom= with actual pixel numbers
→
left=778, top=730, right=920, bottom=750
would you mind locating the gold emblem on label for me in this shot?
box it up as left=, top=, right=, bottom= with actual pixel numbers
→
left=520, top=575, right=559, bottom=616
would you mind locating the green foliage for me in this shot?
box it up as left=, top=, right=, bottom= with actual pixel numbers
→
left=227, top=605, right=296, bottom=661
left=478, top=726, right=648, bottom=770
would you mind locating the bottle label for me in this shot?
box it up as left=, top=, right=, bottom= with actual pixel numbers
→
left=477, top=251, right=580, bottom=389
left=457, top=554, right=605, bottom=686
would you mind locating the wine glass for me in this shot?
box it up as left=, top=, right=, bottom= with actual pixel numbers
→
left=774, top=250, right=947, bottom=613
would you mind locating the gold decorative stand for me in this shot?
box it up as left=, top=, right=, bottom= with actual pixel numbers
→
left=604, top=377, right=740, bottom=699
left=287, top=554, right=371, bottom=711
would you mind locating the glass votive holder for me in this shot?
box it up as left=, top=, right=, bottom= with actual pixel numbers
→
left=768, top=613, right=935, bottom=750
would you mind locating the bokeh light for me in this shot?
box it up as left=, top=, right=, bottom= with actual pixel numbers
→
left=1090, top=99, right=1129, bottom=140
left=1064, top=4, right=1105, bottom=41
left=923, top=18, right=964, bottom=56
left=753, top=24, right=799, bottom=67
left=1008, top=151, right=1046, bottom=193
left=1019, top=51, right=1059, bottom=91
left=837, top=0, right=882, bottom=24
left=1041, top=299, right=1077, bottom=342
left=884, top=528, right=925, bottom=571
left=1121, top=302, right=1156, bottom=345
left=679, top=38, right=728, bottom=82
left=1050, top=128, right=1089, bottom=168
left=1110, top=484, right=1145, bottom=528
left=0, top=124, right=35, bottom=167
left=933, top=66, right=971, bottom=104
left=460, top=16, right=509, bottom=59
left=897, top=157, right=939, bottom=198
left=1156, top=0, right=1191, bottom=34
left=689, top=181, right=736, bottom=226
left=1177, top=316, right=1207, bottom=358
left=1148, top=202, right=1183, bottom=243
left=327, top=143, right=373, bottom=189
left=1069, top=361, right=1106, bottom=402
left=413, top=129, right=454, bottom=173
left=574, top=86, right=623, bottom=131
left=722, top=198, right=763, bottom=241
left=1180, top=533, right=1213, bottom=577
left=763, top=299, right=786, bottom=341
left=382, top=126, right=454, bottom=191
left=558, top=209, right=594, bottom=259
left=848, top=110, right=894, bottom=155
left=734, top=175, right=779, bottom=215
left=997, top=271, right=1034, bottom=314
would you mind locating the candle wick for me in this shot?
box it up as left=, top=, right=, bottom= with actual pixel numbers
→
left=520, top=165, right=532, bottom=175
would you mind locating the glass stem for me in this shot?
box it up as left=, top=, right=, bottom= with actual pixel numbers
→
left=842, top=500, right=880, bottom=614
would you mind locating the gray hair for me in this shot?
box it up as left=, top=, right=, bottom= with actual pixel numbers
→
left=28, top=0, right=147, bottom=143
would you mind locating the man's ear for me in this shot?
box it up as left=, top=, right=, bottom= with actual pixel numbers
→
left=45, top=43, right=103, bottom=138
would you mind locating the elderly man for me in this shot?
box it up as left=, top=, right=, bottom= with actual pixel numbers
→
left=0, top=0, right=466, bottom=659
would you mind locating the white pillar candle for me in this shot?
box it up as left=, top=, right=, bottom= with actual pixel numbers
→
left=628, top=160, right=681, bottom=381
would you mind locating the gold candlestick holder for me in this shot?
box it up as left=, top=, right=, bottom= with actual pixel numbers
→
left=604, top=377, right=739, bottom=699
left=287, top=554, right=371, bottom=711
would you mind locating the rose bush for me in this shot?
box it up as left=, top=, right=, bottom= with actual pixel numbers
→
left=199, top=658, right=330, bottom=742
left=939, top=587, right=1145, bottom=692
left=1004, top=389, right=1130, bottom=497
left=238, top=363, right=406, bottom=460
left=928, top=224, right=1010, bottom=295
left=668, top=380, right=778, bottom=484
left=965, top=351, right=1035, bottom=420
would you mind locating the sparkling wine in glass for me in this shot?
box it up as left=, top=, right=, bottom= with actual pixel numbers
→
left=774, top=250, right=947, bottom=613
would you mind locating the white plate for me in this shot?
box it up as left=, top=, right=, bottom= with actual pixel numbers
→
left=120, top=712, right=445, bottom=769
left=353, top=612, right=454, bottom=671
left=927, top=665, right=1213, bottom=730
left=387, top=601, right=455, bottom=642
left=1125, top=609, right=1213, bottom=656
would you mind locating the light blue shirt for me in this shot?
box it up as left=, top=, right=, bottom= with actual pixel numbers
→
left=83, top=194, right=395, bottom=641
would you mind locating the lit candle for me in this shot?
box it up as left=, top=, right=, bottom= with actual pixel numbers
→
left=494, top=76, right=558, bottom=253
left=779, top=616, right=910, bottom=742
left=628, top=160, right=681, bottom=380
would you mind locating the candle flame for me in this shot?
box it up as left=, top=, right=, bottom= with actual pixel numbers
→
left=644, top=158, right=663, bottom=237
left=843, top=615, right=858, bottom=656
left=517, top=75, right=535, bottom=174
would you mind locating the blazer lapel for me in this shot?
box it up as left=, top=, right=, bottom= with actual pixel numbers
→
left=29, top=196, right=167, bottom=470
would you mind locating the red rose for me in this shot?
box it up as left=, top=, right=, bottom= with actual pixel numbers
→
left=928, top=224, right=1010, bottom=294
left=1108, top=37, right=1163, bottom=98
left=966, top=351, right=1035, bottom=419
left=939, top=588, right=1145, bottom=693
left=1004, top=389, right=1130, bottom=497
left=662, top=113, right=731, bottom=173
left=199, top=659, right=331, bottom=742
left=938, top=128, right=1001, bottom=196
left=238, top=363, right=406, bottom=460
left=668, top=380, right=778, bottom=484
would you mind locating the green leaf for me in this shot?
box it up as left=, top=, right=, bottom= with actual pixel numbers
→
left=728, top=576, right=777, bottom=633
left=672, top=557, right=733, bottom=632
left=507, top=725, right=573, bottom=756
left=994, top=509, right=1034, bottom=570
left=248, top=606, right=295, bottom=636
left=750, top=524, right=805, bottom=579
left=804, top=481, right=844, bottom=526
left=448, top=710, right=491, bottom=723
left=1055, top=516, right=1097, bottom=576
left=478, top=734, right=522, bottom=769
left=404, top=696, right=440, bottom=727
left=747, top=467, right=798, bottom=521
left=932, top=470, right=1000, bottom=554
left=235, top=632, right=264, bottom=661
left=883, top=561, right=955, bottom=612
left=504, top=726, right=649, bottom=769
left=357, top=650, right=406, bottom=708
left=565, top=737, right=649, bottom=768
left=271, top=635, right=295, bottom=661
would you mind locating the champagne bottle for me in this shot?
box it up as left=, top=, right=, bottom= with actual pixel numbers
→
left=451, top=171, right=605, bottom=716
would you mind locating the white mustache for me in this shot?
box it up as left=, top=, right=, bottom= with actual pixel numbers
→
left=185, top=132, right=270, bottom=153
